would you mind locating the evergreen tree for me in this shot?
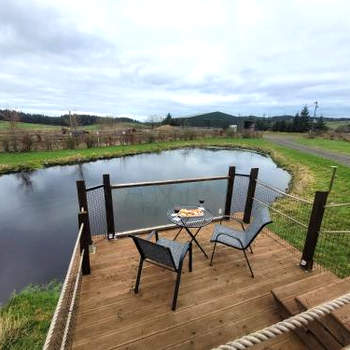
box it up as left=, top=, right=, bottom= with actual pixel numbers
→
left=299, top=105, right=312, bottom=132
left=313, top=116, right=327, bottom=131
left=162, top=113, right=172, bottom=125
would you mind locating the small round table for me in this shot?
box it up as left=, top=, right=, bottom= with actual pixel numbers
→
left=167, top=206, right=214, bottom=258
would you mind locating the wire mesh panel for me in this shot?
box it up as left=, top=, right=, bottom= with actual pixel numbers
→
left=86, top=187, right=107, bottom=236
left=113, top=179, right=228, bottom=232
left=231, top=175, right=249, bottom=216
left=314, top=203, right=350, bottom=278
left=254, top=181, right=313, bottom=255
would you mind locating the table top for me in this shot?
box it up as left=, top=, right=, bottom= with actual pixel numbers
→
left=167, top=206, right=214, bottom=228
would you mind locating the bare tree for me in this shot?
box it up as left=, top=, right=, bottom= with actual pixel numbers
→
left=3, top=110, right=20, bottom=130
left=146, top=115, right=163, bottom=129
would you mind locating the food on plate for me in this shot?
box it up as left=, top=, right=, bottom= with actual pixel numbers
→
left=178, top=208, right=204, bottom=217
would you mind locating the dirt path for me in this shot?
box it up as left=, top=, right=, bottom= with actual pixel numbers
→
left=264, top=134, right=350, bottom=167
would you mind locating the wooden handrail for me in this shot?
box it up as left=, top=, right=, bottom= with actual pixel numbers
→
left=111, top=176, right=229, bottom=189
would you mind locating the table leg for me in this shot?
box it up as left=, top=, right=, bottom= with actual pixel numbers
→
left=173, top=227, right=183, bottom=241
left=184, top=227, right=208, bottom=259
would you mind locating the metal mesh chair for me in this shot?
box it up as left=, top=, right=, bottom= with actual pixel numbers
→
left=210, top=205, right=272, bottom=278
left=129, top=230, right=192, bottom=310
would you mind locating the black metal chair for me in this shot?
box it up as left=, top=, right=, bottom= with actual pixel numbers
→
left=210, top=205, right=272, bottom=278
left=129, top=230, right=192, bottom=310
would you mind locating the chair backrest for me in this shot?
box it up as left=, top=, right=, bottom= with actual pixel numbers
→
left=129, top=236, right=176, bottom=270
left=243, top=205, right=272, bottom=247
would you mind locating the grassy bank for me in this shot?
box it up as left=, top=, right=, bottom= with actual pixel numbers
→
left=0, top=282, right=60, bottom=350
left=0, top=138, right=272, bottom=174
left=295, top=136, right=350, bottom=155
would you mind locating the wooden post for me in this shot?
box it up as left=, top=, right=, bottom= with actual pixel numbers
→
left=76, top=180, right=92, bottom=244
left=103, top=174, right=115, bottom=239
left=243, top=168, right=259, bottom=224
left=224, top=166, right=235, bottom=218
left=78, top=211, right=91, bottom=275
left=300, top=191, right=329, bottom=271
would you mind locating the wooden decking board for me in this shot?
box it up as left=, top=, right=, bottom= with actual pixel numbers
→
left=79, top=246, right=289, bottom=301
left=72, top=223, right=315, bottom=349
left=75, top=265, right=309, bottom=339
left=78, top=257, right=303, bottom=318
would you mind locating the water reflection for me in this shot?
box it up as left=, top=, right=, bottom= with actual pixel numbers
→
left=0, top=147, right=290, bottom=304
left=15, top=172, right=34, bottom=191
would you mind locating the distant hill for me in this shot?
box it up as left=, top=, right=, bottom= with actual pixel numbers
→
left=171, top=112, right=245, bottom=128
left=0, top=110, right=139, bottom=127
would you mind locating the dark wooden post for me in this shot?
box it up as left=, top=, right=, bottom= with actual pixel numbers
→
left=76, top=180, right=92, bottom=244
left=224, top=166, right=236, bottom=219
left=103, top=174, right=115, bottom=239
left=243, top=168, right=259, bottom=224
left=300, top=191, right=329, bottom=271
left=78, top=211, right=91, bottom=275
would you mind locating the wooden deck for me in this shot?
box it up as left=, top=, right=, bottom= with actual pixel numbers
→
left=72, top=222, right=314, bottom=350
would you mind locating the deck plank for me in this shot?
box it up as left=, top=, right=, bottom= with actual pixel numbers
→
left=72, top=223, right=313, bottom=349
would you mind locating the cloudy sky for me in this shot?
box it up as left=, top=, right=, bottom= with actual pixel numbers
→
left=1, top=0, right=350, bottom=120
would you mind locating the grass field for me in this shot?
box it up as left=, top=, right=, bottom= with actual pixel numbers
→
left=0, top=283, right=60, bottom=350
left=0, top=137, right=349, bottom=347
left=0, top=121, right=60, bottom=130
left=326, top=120, right=350, bottom=130
left=0, top=121, right=143, bottom=132
left=295, top=136, right=350, bottom=154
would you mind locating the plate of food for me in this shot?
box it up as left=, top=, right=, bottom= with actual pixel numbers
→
left=177, top=207, right=204, bottom=218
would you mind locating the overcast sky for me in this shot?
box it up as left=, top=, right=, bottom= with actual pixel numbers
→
left=1, top=0, right=350, bottom=120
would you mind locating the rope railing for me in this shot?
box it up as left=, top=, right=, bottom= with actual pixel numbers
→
left=60, top=250, right=84, bottom=350
left=255, top=180, right=312, bottom=204
left=253, top=197, right=308, bottom=229
left=212, top=291, right=350, bottom=350
left=43, top=210, right=90, bottom=350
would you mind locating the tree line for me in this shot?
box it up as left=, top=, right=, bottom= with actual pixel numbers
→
left=0, top=110, right=139, bottom=127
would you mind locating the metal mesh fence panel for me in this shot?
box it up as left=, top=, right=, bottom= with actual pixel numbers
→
left=86, top=187, right=106, bottom=236
left=315, top=203, right=350, bottom=278
left=113, top=179, right=228, bottom=232
left=254, top=181, right=313, bottom=257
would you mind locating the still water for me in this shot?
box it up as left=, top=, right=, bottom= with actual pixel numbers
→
left=0, top=147, right=290, bottom=303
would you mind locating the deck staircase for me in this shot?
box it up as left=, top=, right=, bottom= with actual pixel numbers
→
left=271, top=272, right=350, bottom=349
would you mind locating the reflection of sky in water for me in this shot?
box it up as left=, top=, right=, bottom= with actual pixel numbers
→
left=0, top=148, right=290, bottom=304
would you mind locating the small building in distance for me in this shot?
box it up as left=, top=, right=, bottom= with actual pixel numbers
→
left=228, top=124, right=238, bottom=132
left=243, top=121, right=256, bottom=131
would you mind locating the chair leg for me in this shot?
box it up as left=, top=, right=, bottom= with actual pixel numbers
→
left=249, top=245, right=253, bottom=254
left=189, top=242, right=192, bottom=272
left=210, top=241, right=217, bottom=266
left=242, top=249, right=254, bottom=278
left=172, top=270, right=182, bottom=310
left=134, top=258, right=144, bottom=293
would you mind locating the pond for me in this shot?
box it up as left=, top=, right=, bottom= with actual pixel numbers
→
left=0, top=147, right=290, bottom=304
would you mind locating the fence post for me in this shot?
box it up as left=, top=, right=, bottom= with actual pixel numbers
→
left=300, top=191, right=329, bottom=271
left=76, top=180, right=92, bottom=244
left=78, top=211, right=91, bottom=275
left=103, top=174, right=115, bottom=239
left=224, top=166, right=236, bottom=219
left=243, top=168, right=259, bottom=224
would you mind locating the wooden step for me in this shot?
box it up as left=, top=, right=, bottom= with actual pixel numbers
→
left=272, top=272, right=338, bottom=315
left=296, top=277, right=350, bottom=348
left=271, top=272, right=337, bottom=350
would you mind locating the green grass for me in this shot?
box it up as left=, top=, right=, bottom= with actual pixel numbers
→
left=0, top=121, right=60, bottom=130
left=0, top=138, right=270, bottom=174
left=0, top=121, right=143, bottom=131
left=0, top=282, right=60, bottom=350
left=294, top=136, right=350, bottom=155
left=326, top=120, right=350, bottom=130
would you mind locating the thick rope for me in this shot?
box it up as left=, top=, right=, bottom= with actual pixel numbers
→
left=212, top=291, right=350, bottom=350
